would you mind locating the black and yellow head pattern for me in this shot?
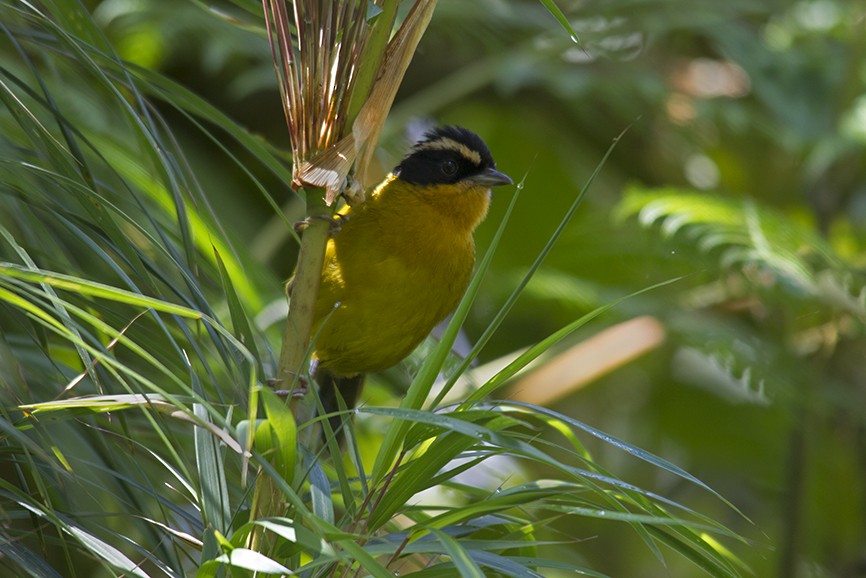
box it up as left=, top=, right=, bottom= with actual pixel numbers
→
left=394, top=126, right=511, bottom=187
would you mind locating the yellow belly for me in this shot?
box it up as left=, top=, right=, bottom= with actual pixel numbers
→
left=310, top=178, right=486, bottom=376
left=312, top=230, right=473, bottom=375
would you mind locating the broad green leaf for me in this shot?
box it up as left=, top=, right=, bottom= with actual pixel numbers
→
left=260, top=387, right=297, bottom=483
left=212, top=548, right=293, bottom=575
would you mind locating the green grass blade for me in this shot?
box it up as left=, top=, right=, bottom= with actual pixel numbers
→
left=437, top=127, right=629, bottom=408
left=537, top=0, right=580, bottom=44
left=646, top=526, right=742, bottom=578
left=194, top=399, right=232, bottom=559
left=214, top=247, right=263, bottom=367
left=0, top=541, right=66, bottom=578
left=503, top=401, right=745, bottom=517
left=429, top=528, right=485, bottom=578
left=461, top=276, right=683, bottom=406
left=370, top=164, right=525, bottom=485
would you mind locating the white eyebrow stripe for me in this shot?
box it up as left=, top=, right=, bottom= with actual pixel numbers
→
left=413, top=137, right=483, bottom=166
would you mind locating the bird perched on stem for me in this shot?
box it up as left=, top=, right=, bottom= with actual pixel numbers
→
left=309, top=126, right=512, bottom=437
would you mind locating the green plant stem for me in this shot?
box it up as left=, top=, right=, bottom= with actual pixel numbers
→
left=249, top=186, right=330, bottom=551
left=277, top=187, right=331, bottom=386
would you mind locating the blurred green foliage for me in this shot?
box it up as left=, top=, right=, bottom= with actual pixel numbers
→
left=1, top=0, right=866, bottom=576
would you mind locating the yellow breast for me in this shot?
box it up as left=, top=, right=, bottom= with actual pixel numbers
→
left=311, top=174, right=491, bottom=376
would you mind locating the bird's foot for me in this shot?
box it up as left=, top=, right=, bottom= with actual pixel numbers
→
left=293, top=213, right=348, bottom=236
left=267, top=373, right=309, bottom=400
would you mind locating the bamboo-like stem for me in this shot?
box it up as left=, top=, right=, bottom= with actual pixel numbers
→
left=277, top=189, right=331, bottom=385
left=249, top=187, right=330, bottom=551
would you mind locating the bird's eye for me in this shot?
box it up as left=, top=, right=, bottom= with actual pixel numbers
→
left=441, top=159, right=458, bottom=176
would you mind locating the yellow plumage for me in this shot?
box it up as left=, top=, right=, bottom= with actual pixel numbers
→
left=313, top=174, right=490, bottom=375
left=307, top=126, right=511, bottom=419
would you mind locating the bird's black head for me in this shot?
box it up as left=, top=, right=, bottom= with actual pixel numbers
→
left=394, top=126, right=512, bottom=187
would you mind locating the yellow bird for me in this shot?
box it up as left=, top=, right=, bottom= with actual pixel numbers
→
left=310, top=126, right=512, bottom=432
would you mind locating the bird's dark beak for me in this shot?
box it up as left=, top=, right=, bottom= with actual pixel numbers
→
left=471, top=167, right=513, bottom=188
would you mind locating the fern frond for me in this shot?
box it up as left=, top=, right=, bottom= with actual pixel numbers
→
left=617, top=186, right=866, bottom=320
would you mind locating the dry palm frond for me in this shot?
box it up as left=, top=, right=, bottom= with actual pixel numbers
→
left=264, top=0, right=438, bottom=204
left=264, top=0, right=369, bottom=196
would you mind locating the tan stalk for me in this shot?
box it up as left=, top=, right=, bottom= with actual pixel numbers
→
left=349, top=0, right=438, bottom=201
left=345, top=0, right=401, bottom=126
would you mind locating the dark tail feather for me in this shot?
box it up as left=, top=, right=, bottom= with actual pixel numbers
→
left=315, top=367, right=365, bottom=441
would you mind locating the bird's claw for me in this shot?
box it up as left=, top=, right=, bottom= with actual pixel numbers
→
left=267, top=374, right=309, bottom=400
left=293, top=213, right=348, bottom=236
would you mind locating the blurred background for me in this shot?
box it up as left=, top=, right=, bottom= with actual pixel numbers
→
left=3, top=0, right=866, bottom=576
